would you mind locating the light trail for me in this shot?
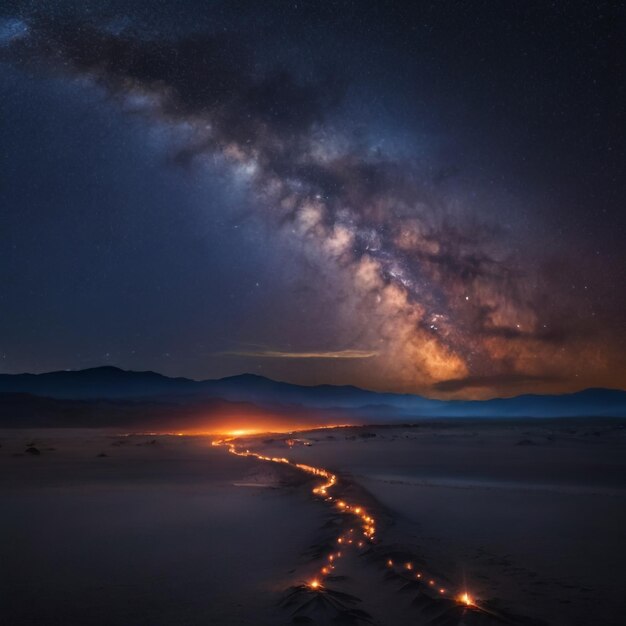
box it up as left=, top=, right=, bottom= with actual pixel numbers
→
left=212, top=435, right=375, bottom=586
left=212, top=434, right=474, bottom=607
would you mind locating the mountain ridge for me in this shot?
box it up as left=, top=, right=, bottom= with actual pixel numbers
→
left=0, top=366, right=625, bottom=419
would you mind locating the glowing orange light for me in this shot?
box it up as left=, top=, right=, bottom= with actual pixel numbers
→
left=405, top=562, right=413, bottom=570
left=459, top=592, right=474, bottom=606
left=227, top=429, right=255, bottom=437
left=212, top=429, right=386, bottom=599
left=439, top=588, right=445, bottom=594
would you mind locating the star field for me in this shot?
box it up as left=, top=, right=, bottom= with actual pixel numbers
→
left=1, top=1, right=624, bottom=397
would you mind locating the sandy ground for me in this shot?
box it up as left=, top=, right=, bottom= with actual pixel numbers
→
left=259, top=421, right=626, bottom=626
left=0, top=431, right=326, bottom=625
left=1, top=421, right=625, bottom=625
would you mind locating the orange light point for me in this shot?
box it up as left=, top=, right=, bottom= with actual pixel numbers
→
left=459, top=592, right=474, bottom=606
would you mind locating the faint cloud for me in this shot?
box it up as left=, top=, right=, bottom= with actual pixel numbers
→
left=221, top=348, right=378, bottom=359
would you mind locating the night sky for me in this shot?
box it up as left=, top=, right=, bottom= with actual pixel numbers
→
left=1, top=1, right=624, bottom=398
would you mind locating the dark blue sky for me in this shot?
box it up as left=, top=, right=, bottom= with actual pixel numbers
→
left=1, top=2, right=624, bottom=397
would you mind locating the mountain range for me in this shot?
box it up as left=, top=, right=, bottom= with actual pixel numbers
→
left=0, top=366, right=625, bottom=429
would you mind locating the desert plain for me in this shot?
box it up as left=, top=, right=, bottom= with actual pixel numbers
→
left=1, top=419, right=625, bottom=626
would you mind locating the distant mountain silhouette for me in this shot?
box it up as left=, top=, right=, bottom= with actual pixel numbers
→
left=0, top=366, right=192, bottom=399
left=0, top=367, right=625, bottom=422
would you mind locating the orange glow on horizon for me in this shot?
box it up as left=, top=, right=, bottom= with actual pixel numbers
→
left=209, top=421, right=355, bottom=437
left=225, top=428, right=257, bottom=437
left=127, top=421, right=356, bottom=439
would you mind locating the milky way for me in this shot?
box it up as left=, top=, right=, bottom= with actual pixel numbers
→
left=2, top=4, right=624, bottom=397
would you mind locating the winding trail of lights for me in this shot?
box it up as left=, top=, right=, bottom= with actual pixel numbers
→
left=211, top=435, right=475, bottom=609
